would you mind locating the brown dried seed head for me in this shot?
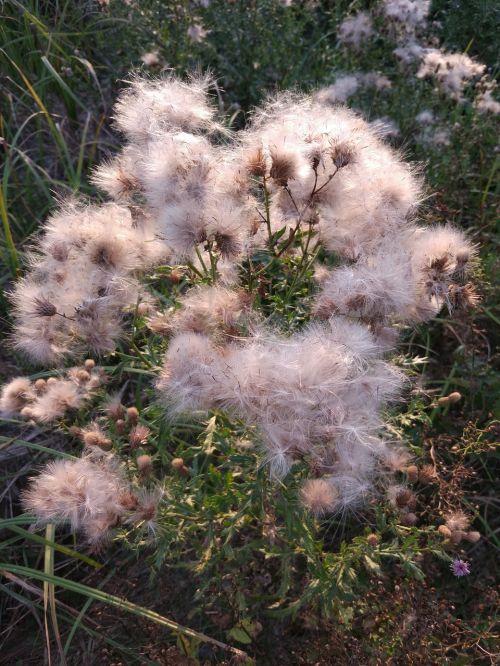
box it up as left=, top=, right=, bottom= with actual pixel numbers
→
left=129, top=425, right=151, bottom=448
left=84, top=359, right=96, bottom=370
left=246, top=147, right=267, bottom=177
left=418, top=465, right=436, bottom=485
left=366, top=533, right=379, bottom=546
left=33, top=297, right=57, bottom=318
left=269, top=149, right=297, bottom=186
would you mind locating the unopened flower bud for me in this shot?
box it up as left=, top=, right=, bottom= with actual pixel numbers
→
left=366, top=533, right=379, bottom=546
left=438, top=396, right=450, bottom=406
left=447, top=392, right=462, bottom=404
left=84, top=359, right=96, bottom=370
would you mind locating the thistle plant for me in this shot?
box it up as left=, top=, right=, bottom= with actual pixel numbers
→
left=2, top=71, right=479, bottom=541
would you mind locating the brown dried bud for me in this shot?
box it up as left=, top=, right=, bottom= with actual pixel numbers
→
left=405, top=465, right=419, bottom=483
left=447, top=392, right=462, bottom=404
left=269, top=148, right=296, bottom=186
left=366, top=533, right=379, bottom=546
left=74, top=369, right=91, bottom=384
left=137, top=454, right=152, bottom=477
left=418, top=465, right=437, bottom=485
left=395, top=488, right=415, bottom=508
left=83, top=428, right=112, bottom=451
left=84, top=359, right=96, bottom=370
left=46, top=377, right=58, bottom=386
left=126, top=406, right=139, bottom=424
left=437, top=396, right=450, bottom=406
left=119, top=491, right=139, bottom=510
left=172, top=457, right=189, bottom=476
left=330, top=141, right=355, bottom=168
left=438, top=525, right=452, bottom=539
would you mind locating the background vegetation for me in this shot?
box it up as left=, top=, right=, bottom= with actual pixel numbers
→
left=1, top=1, right=498, bottom=664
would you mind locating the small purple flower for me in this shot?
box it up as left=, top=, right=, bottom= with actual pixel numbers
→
left=451, top=558, right=470, bottom=577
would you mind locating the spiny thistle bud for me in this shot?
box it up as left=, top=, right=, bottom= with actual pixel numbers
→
left=465, top=531, right=481, bottom=543
left=330, top=141, right=355, bottom=169
left=126, top=406, right=139, bottom=424
left=405, top=465, right=419, bottom=483
left=32, top=297, right=57, bottom=318
left=366, top=533, right=379, bottom=546
left=418, top=465, right=437, bottom=485
left=438, top=525, right=452, bottom=539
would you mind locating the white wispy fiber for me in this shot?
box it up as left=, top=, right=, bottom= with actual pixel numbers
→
left=417, top=50, right=486, bottom=102
left=158, top=318, right=404, bottom=508
left=316, top=72, right=392, bottom=104
left=382, top=0, right=431, bottom=32
left=10, top=201, right=166, bottom=364
left=338, top=12, right=373, bottom=50
left=0, top=363, right=105, bottom=422
left=314, top=225, right=475, bottom=324
left=22, top=455, right=161, bottom=545
left=241, top=91, right=422, bottom=259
